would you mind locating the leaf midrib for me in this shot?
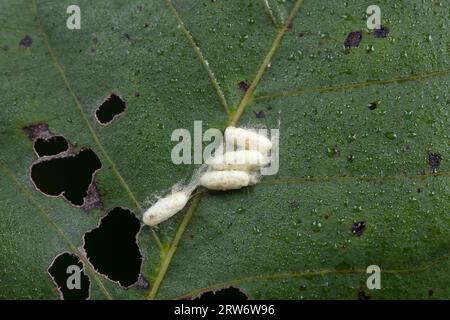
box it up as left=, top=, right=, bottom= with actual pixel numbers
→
left=147, top=0, right=305, bottom=300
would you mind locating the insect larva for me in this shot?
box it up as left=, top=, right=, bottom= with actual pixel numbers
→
left=207, top=150, right=269, bottom=171
left=143, top=191, right=189, bottom=227
left=200, top=170, right=260, bottom=190
left=225, top=126, right=272, bottom=154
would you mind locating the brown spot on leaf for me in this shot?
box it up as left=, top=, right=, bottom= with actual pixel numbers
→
left=358, top=290, right=371, bottom=300
left=254, top=110, right=266, bottom=119
left=374, top=26, right=390, bottom=38
left=428, top=151, right=442, bottom=173
left=351, top=221, right=367, bottom=236
left=134, top=275, right=150, bottom=290
left=20, top=35, right=33, bottom=48
left=289, top=201, right=300, bottom=209
left=81, top=182, right=102, bottom=213
left=238, top=80, right=250, bottom=92
left=344, top=31, right=362, bottom=48
left=23, top=123, right=52, bottom=141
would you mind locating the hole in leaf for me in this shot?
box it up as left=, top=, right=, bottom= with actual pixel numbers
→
left=47, top=252, right=90, bottom=300
left=194, top=287, right=248, bottom=300
left=95, top=93, right=127, bottom=125
left=30, top=148, right=101, bottom=206
left=83, top=207, right=142, bottom=287
left=34, top=136, right=69, bottom=157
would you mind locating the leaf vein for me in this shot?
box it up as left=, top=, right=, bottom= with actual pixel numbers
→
left=255, top=69, right=450, bottom=101
left=164, top=0, right=230, bottom=116
left=0, top=162, right=113, bottom=300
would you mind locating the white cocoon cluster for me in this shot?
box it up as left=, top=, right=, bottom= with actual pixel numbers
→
left=207, top=150, right=270, bottom=171
left=225, top=126, right=272, bottom=154
left=199, top=170, right=260, bottom=190
left=200, top=126, right=272, bottom=191
left=143, top=191, right=189, bottom=227
left=143, top=126, right=273, bottom=227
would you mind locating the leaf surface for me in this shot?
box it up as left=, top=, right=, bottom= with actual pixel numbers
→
left=0, top=0, right=449, bottom=299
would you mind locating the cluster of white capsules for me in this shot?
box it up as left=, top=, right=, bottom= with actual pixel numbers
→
left=200, top=126, right=272, bottom=191
left=143, top=126, right=272, bottom=227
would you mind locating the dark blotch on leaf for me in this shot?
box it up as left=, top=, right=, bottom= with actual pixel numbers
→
left=19, top=35, right=33, bottom=48
left=95, top=93, right=127, bottom=125
left=374, top=25, right=390, bottom=38
left=34, top=136, right=69, bottom=157
left=194, top=287, right=248, bottom=300
left=351, top=221, right=367, bottom=236
left=368, top=101, right=379, bottom=110
left=23, top=123, right=52, bottom=140
left=344, top=31, right=362, bottom=48
left=289, top=201, right=300, bottom=209
left=254, top=110, right=266, bottom=119
left=428, top=152, right=442, bottom=173
left=134, top=275, right=150, bottom=290
left=81, top=182, right=102, bottom=212
left=30, top=149, right=101, bottom=206
left=47, top=252, right=90, bottom=300
left=358, top=290, right=371, bottom=300
left=83, top=207, right=142, bottom=287
left=238, top=80, right=250, bottom=93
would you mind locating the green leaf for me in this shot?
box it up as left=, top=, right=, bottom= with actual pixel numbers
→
left=1, top=0, right=449, bottom=300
